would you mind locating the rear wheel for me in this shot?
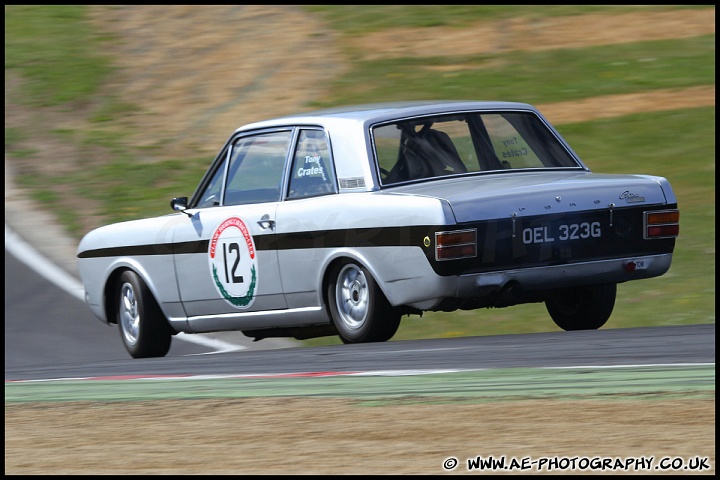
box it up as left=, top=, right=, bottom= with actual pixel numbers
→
left=545, top=283, right=617, bottom=331
left=327, top=260, right=401, bottom=343
left=117, top=270, right=172, bottom=358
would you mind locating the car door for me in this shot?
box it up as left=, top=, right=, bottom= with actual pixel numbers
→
left=274, top=128, right=339, bottom=309
left=172, top=129, right=292, bottom=324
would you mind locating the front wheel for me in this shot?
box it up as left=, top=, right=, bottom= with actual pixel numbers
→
left=545, top=283, right=617, bottom=331
left=327, top=260, right=401, bottom=343
left=116, top=270, right=172, bottom=358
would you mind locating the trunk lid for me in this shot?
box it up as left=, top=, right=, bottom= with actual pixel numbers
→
left=387, top=170, right=669, bottom=223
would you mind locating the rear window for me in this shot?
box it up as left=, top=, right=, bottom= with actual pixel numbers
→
left=373, top=111, right=580, bottom=185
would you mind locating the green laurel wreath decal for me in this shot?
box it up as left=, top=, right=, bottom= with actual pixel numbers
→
left=212, top=264, right=257, bottom=307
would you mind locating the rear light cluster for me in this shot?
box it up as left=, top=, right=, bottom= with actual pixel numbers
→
left=644, top=209, right=679, bottom=239
left=435, top=229, right=477, bottom=261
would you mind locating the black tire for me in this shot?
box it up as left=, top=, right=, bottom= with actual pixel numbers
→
left=116, top=270, right=172, bottom=358
left=327, top=260, right=401, bottom=343
left=545, top=283, right=617, bottom=331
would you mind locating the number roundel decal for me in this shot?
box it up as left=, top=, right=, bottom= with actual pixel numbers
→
left=208, top=217, right=258, bottom=308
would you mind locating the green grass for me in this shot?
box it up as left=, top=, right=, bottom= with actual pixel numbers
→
left=303, top=5, right=706, bottom=34
left=4, top=5, right=113, bottom=106
left=4, top=5, right=715, bottom=345
left=306, top=35, right=715, bottom=108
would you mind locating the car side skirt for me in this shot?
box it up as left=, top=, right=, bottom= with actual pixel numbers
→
left=168, top=305, right=329, bottom=334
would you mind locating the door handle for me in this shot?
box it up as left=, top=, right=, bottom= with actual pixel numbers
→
left=257, top=214, right=275, bottom=230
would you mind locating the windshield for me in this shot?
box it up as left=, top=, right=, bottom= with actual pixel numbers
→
left=373, top=111, right=581, bottom=186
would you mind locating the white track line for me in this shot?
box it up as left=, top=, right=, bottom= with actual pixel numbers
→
left=5, top=225, right=85, bottom=300
left=5, top=224, right=245, bottom=352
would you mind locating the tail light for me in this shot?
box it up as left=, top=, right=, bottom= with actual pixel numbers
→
left=435, top=229, right=477, bottom=261
left=644, top=209, right=679, bottom=239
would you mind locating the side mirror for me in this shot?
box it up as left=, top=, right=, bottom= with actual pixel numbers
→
left=170, top=196, right=188, bottom=211
left=171, top=197, right=192, bottom=217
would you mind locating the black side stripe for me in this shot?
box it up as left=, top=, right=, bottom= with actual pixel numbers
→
left=263, top=226, right=430, bottom=250
left=76, top=203, right=677, bottom=261
left=77, top=240, right=211, bottom=258
left=76, top=227, right=432, bottom=259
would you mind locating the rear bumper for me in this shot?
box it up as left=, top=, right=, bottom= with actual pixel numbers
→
left=395, top=253, right=672, bottom=310
left=462, top=253, right=673, bottom=296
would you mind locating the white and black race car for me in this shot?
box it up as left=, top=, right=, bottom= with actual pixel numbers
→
left=77, top=101, right=679, bottom=358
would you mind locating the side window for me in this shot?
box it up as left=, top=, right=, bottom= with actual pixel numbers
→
left=224, top=131, right=292, bottom=206
left=287, top=129, right=337, bottom=200
left=195, top=154, right=227, bottom=209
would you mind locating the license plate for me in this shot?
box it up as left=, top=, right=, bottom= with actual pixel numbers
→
left=522, top=221, right=602, bottom=245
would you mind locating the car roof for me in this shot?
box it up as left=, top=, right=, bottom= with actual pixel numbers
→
left=234, top=100, right=539, bottom=133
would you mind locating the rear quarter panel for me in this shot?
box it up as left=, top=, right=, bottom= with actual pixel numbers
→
left=274, top=192, right=453, bottom=308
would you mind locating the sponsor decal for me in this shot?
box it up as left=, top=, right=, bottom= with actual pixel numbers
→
left=297, top=154, right=327, bottom=180
left=208, top=217, right=257, bottom=308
